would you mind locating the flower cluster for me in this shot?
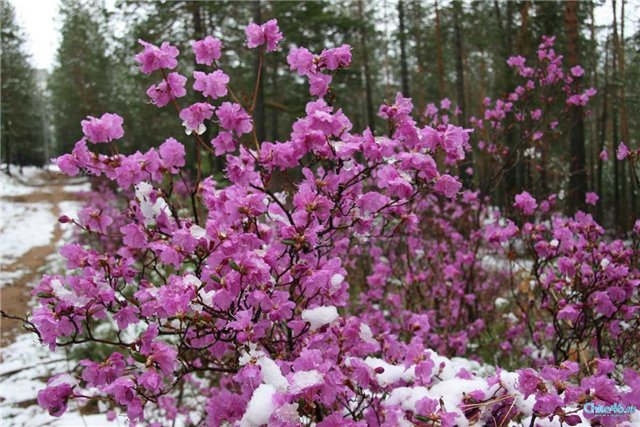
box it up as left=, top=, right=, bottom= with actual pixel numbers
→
left=28, top=20, right=639, bottom=427
left=287, top=44, right=352, bottom=97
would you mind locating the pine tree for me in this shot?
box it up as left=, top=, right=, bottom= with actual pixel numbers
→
left=49, top=0, right=113, bottom=154
left=565, top=0, right=587, bottom=212
left=1, top=1, right=46, bottom=170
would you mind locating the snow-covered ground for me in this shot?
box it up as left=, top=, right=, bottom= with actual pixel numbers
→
left=1, top=335, right=117, bottom=427
left=1, top=202, right=57, bottom=266
left=0, top=166, right=115, bottom=426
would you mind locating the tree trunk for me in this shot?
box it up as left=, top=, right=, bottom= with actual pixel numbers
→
left=612, top=0, right=622, bottom=228
left=253, top=0, right=265, bottom=143
left=452, top=1, right=466, bottom=125
left=564, top=0, right=587, bottom=213
left=412, top=1, right=427, bottom=113
left=518, top=1, right=530, bottom=55
left=358, top=1, right=375, bottom=130
left=435, top=0, right=445, bottom=99
left=589, top=1, right=597, bottom=195
left=493, top=1, right=517, bottom=209
left=616, top=0, right=632, bottom=225
left=398, top=0, right=410, bottom=98
left=598, top=35, right=610, bottom=222
left=453, top=1, right=471, bottom=184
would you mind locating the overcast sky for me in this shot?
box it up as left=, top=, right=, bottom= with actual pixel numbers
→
left=9, top=0, right=640, bottom=72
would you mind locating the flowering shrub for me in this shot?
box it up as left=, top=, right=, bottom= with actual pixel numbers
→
left=499, top=196, right=640, bottom=371
left=25, top=20, right=640, bottom=427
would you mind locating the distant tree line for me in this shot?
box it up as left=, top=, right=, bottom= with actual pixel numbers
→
left=2, top=0, right=638, bottom=229
left=1, top=1, right=49, bottom=172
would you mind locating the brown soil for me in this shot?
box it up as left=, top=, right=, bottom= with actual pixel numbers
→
left=1, top=171, right=86, bottom=348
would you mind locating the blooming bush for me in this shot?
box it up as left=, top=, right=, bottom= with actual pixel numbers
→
left=26, top=20, right=640, bottom=427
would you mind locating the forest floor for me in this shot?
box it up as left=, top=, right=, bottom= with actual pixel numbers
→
left=0, top=167, right=117, bottom=426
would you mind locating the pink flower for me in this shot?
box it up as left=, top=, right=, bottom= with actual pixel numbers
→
left=147, top=341, right=177, bottom=376
left=293, top=182, right=334, bottom=221
left=567, top=94, right=589, bottom=106
left=599, top=149, right=609, bottom=161
left=379, top=93, right=413, bottom=122
left=215, top=102, right=252, bottom=136
left=570, top=65, right=584, bottom=77
left=146, top=72, right=187, bottom=107
left=135, top=40, right=179, bottom=74
left=120, top=223, right=147, bottom=249
left=415, top=397, right=438, bottom=417
left=616, top=142, right=630, bottom=160
left=592, top=291, right=617, bottom=317
left=179, top=102, right=214, bottom=135
left=37, top=374, right=76, bottom=417
left=104, top=377, right=136, bottom=405
left=159, top=137, right=185, bottom=171
left=114, top=156, right=144, bottom=188
left=530, top=108, right=542, bottom=120
left=191, top=36, right=222, bottom=65
left=80, top=353, right=126, bottom=387
left=440, top=124, right=469, bottom=163
left=287, top=47, right=315, bottom=76
left=245, top=19, right=283, bottom=52
left=55, top=153, right=79, bottom=176
left=308, top=72, right=332, bottom=97
left=211, top=131, right=236, bottom=156
left=319, top=44, right=352, bottom=70
left=81, top=113, right=124, bottom=143
left=193, top=70, right=229, bottom=100
left=585, top=192, right=599, bottom=206
left=517, top=368, right=542, bottom=398
left=424, top=103, right=438, bottom=117
left=79, top=207, right=113, bottom=232
left=113, top=305, right=140, bottom=330
left=558, top=305, right=580, bottom=322
left=434, top=174, right=462, bottom=199
left=514, top=191, right=537, bottom=215
left=507, top=55, right=526, bottom=68
left=138, top=369, right=162, bottom=393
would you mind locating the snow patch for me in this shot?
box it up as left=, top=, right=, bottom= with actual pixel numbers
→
left=289, top=370, right=323, bottom=393
left=240, top=384, right=277, bottom=427
left=1, top=202, right=56, bottom=265
left=301, top=305, right=339, bottom=331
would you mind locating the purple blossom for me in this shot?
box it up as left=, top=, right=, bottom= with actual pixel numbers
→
left=616, top=142, right=630, bottom=160
left=211, top=131, right=236, bottom=156
left=319, top=44, right=352, bottom=70
left=245, top=19, right=283, bottom=52
left=308, top=72, right=332, bottom=97
left=135, top=40, right=179, bottom=74
left=159, top=137, right=186, bottom=171
left=146, top=72, right=187, bottom=107
left=514, top=191, right=537, bottom=215
left=287, top=47, right=315, bottom=75
left=81, top=113, right=124, bottom=143
left=179, top=102, right=214, bottom=135
left=434, top=174, right=462, bottom=199
left=215, top=102, right=252, bottom=136
left=585, top=191, right=599, bottom=205
left=37, top=374, right=76, bottom=417
left=193, top=70, right=229, bottom=100
left=191, top=35, right=222, bottom=65
left=570, top=65, right=584, bottom=77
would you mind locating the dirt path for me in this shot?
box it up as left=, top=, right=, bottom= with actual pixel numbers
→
left=1, top=170, right=86, bottom=348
